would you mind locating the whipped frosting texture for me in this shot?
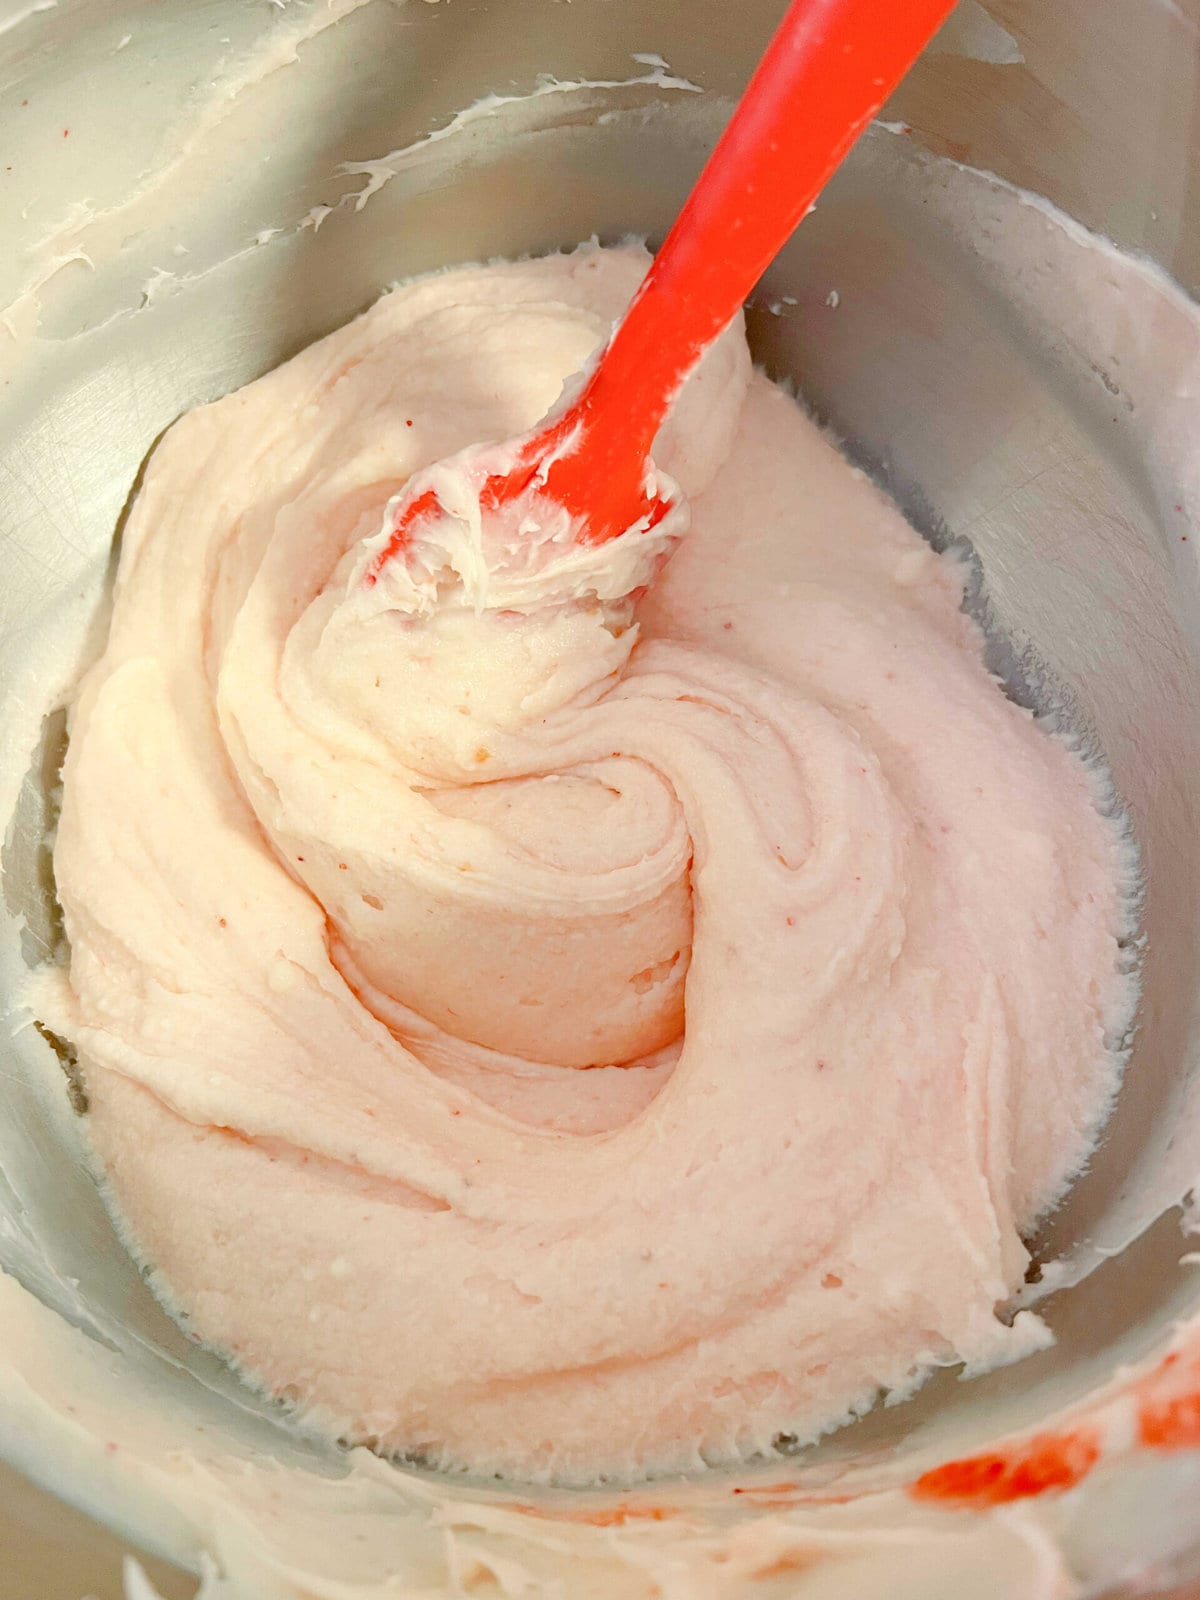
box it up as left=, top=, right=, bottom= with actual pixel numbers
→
left=45, top=243, right=1132, bottom=1484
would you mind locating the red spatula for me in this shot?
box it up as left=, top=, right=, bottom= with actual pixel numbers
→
left=367, top=0, right=958, bottom=584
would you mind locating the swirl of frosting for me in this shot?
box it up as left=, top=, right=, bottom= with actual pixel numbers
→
left=48, top=245, right=1130, bottom=1482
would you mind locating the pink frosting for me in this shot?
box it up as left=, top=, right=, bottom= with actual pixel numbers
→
left=48, top=244, right=1132, bottom=1483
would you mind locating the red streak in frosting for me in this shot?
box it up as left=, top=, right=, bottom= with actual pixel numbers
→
left=911, top=1428, right=1101, bottom=1506
left=908, top=1339, right=1200, bottom=1509
left=1137, top=1349, right=1200, bottom=1451
left=512, top=1501, right=679, bottom=1527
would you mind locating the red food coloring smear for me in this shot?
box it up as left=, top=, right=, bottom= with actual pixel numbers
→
left=786, top=915, right=796, bottom=927
left=1141, top=1390, right=1200, bottom=1450
left=514, top=1501, right=676, bottom=1528
left=911, top=1428, right=1101, bottom=1505
left=62, top=128, right=69, bottom=138
left=731, top=1482, right=854, bottom=1509
left=1136, top=1348, right=1200, bottom=1451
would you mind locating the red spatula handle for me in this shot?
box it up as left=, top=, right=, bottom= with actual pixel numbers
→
left=543, top=0, right=958, bottom=537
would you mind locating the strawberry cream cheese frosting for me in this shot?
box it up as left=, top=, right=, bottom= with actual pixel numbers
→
left=45, top=243, right=1134, bottom=1484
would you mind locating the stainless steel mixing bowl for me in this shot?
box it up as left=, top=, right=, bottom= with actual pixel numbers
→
left=2, top=0, right=1200, bottom=1594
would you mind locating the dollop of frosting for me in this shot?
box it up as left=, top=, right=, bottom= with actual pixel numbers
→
left=48, top=244, right=1131, bottom=1483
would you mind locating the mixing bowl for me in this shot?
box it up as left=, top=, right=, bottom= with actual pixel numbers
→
left=2, top=0, right=1200, bottom=1595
